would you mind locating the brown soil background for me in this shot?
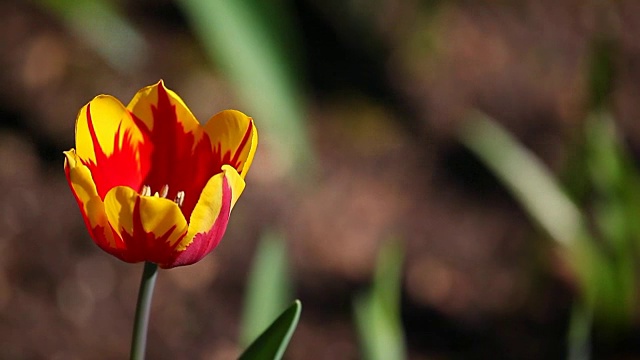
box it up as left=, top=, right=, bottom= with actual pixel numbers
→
left=1, top=1, right=640, bottom=359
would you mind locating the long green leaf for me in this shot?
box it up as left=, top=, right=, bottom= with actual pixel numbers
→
left=240, top=231, right=291, bottom=347
left=179, top=0, right=314, bottom=173
left=460, top=111, right=636, bottom=325
left=581, top=112, right=638, bottom=323
left=239, top=300, right=302, bottom=360
left=567, top=301, right=592, bottom=360
left=459, top=111, right=586, bottom=247
left=354, top=240, right=406, bottom=360
left=36, top=0, right=147, bottom=73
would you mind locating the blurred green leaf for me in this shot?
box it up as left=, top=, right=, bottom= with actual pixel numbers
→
left=461, top=111, right=638, bottom=325
left=354, top=240, right=406, bottom=360
left=584, top=112, right=640, bottom=249
left=580, top=112, right=639, bottom=323
left=459, top=111, right=586, bottom=247
left=241, top=231, right=292, bottom=347
left=37, top=0, right=147, bottom=73
left=372, top=240, right=404, bottom=317
left=576, top=19, right=639, bottom=323
left=179, top=0, right=314, bottom=174
left=239, top=300, right=302, bottom=360
left=567, top=301, right=592, bottom=360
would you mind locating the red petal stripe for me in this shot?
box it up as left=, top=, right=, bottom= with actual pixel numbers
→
left=83, top=103, right=151, bottom=200
left=119, top=196, right=187, bottom=265
left=230, top=120, right=253, bottom=173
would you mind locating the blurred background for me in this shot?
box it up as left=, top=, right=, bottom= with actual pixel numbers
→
left=2, top=0, right=640, bottom=359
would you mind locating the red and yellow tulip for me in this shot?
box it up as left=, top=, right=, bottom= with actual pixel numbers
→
left=64, top=81, right=257, bottom=268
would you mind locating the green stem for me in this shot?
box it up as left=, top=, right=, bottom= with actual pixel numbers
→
left=130, top=261, right=159, bottom=360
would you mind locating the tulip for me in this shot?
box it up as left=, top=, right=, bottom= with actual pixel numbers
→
left=64, top=80, right=257, bottom=268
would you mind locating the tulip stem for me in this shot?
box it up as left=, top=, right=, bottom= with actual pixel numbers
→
left=130, top=261, right=159, bottom=360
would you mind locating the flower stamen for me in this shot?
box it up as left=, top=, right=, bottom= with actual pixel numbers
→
left=174, top=191, right=185, bottom=207
left=140, top=184, right=183, bottom=207
left=159, top=184, right=169, bottom=198
left=152, top=184, right=169, bottom=198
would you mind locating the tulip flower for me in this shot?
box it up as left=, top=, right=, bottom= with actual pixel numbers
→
left=64, top=80, right=257, bottom=268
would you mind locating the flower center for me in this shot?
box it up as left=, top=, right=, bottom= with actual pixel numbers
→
left=140, top=184, right=185, bottom=207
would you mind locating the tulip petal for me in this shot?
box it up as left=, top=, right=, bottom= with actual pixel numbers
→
left=75, top=95, right=151, bottom=200
left=126, top=80, right=217, bottom=221
left=169, top=165, right=245, bottom=267
left=126, top=80, right=202, bottom=136
left=204, top=110, right=258, bottom=178
left=64, top=150, right=125, bottom=255
left=103, top=186, right=189, bottom=265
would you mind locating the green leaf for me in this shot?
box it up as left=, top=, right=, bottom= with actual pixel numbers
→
left=354, top=240, right=406, bottom=360
left=584, top=112, right=640, bottom=248
left=240, top=231, right=292, bottom=347
left=36, top=0, right=147, bottom=73
left=239, top=300, right=302, bottom=360
left=460, top=111, right=638, bottom=325
left=371, top=240, right=403, bottom=319
left=580, top=112, right=639, bottom=323
left=459, top=111, right=586, bottom=248
left=179, top=0, right=315, bottom=174
left=567, top=301, right=592, bottom=360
